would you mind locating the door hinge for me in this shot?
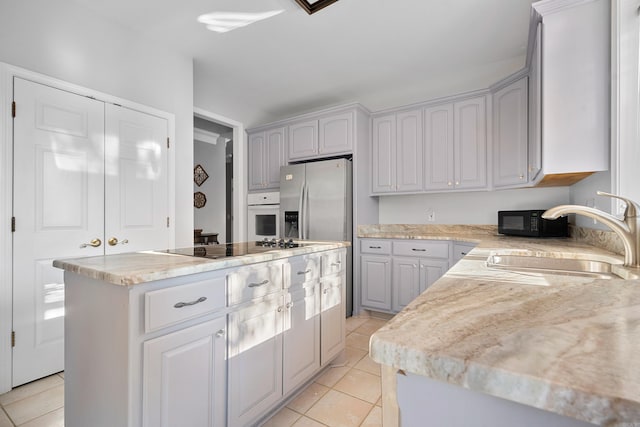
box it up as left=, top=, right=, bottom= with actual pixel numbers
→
left=11, top=331, right=15, bottom=347
left=166, top=217, right=170, bottom=228
left=11, top=101, right=16, bottom=118
left=11, top=217, right=15, bottom=232
left=167, top=137, right=170, bottom=149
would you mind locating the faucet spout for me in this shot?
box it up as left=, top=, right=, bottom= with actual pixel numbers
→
left=542, top=203, right=639, bottom=267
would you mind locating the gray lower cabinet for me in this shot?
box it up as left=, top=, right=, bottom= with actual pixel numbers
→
left=361, top=239, right=451, bottom=313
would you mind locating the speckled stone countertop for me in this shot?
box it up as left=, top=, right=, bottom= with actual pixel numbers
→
left=363, top=225, right=640, bottom=426
left=53, top=241, right=349, bottom=286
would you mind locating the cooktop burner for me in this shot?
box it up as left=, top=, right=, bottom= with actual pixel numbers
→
left=159, top=240, right=305, bottom=260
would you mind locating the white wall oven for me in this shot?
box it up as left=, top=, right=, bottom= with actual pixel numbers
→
left=247, top=192, right=280, bottom=241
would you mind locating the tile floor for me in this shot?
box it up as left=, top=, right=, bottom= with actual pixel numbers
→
left=0, top=315, right=388, bottom=427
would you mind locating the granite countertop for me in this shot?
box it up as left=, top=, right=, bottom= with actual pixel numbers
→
left=53, top=240, right=349, bottom=286
left=363, top=225, right=640, bottom=426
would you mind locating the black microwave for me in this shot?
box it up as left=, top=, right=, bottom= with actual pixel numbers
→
left=498, top=210, right=568, bottom=237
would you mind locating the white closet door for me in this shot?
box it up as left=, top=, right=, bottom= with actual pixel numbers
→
left=104, top=104, right=169, bottom=254
left=12, top=77, right=105, bottom=386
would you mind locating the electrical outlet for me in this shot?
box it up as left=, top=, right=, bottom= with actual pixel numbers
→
left=427, top=209, right=435, bottom=222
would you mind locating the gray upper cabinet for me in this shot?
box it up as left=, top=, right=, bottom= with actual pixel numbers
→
left=248, top=127, right=286, bottom=191
left=371, top=109, right=423, bottom=194
left=423, top=97, right=487, bottom=192
left=288, top=112, right=354, bottom=161
left=493, top=77, right=529, bottom=188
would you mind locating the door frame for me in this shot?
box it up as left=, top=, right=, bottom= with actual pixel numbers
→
left=194, top=107, right=247, bottom=245
left=0, top=62, right=177, bottom=393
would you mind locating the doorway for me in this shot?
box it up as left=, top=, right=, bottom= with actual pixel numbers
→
left=194, top=117, right=233, bottom=244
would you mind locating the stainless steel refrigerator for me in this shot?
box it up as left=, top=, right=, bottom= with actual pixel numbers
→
left=280, top=158, right=353, bottom=316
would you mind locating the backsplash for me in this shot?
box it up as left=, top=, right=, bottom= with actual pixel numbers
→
left=570, top=225, right=625, bottom=256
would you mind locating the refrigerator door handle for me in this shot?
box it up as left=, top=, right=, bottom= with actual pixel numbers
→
left=297, top=183, right=305, bottom=239
left=304, top=182, right=310, bottom=240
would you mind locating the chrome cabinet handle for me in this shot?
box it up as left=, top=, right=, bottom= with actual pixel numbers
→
left=297, top=269, right=311, bottom=275
left=460, top=252, right=468, bottom=256
left=249, top=279, right=269, bottom=288
left=411, top=248, right=426, bottom=252
left=80, top=238, right=101, bottom=248
left=277, top=306, right=283, bottom=313
left=215, top=329, right=225, bottom=338
left=286, top=302, right=293, bottom=309
left=369, top=246, right=382, bottom=249
left=174, top=296, right=207, bottom=308
left=331, top=261, right=342, bottom=266
left=108, top=237, right=129, bottom=246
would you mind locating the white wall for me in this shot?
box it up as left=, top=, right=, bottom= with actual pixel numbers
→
left=378, top=187, right=570, bottom=224
left=569, top=171, right=612, bottom=229
left=0, top=0, right=194, bottom=247
left=194, top=141, right=227, bottom=242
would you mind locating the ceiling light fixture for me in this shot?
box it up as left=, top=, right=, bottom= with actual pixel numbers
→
left=294, top=0, right=339, bottom=14
left=197, top=10, right=283, bottom=33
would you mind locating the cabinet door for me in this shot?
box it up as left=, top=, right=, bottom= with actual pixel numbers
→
left=371, top=114, right=397, bottom=193
left=454, top=97, right=487, bottom=190
left=248, top=132, right=266, bottom=190
left=265, top=127, right=286, bottom=189
left=319, top=112, right=353, bottom=156
left=424, top=104, right=454, bottom=190
left=283, top=284, right=320, bottom=394
left=228, top=296, right=284, bottom=426
left=392, top=258, right=420, bottom=313
left=396, top=109, right=423, bottom=192
left=143, top=317, right=226, bottom=427
left=360, top=255, right=392, bottom=311
left=528, top=22, right=542, bottom=182
left=452, top=242, right=476, bottom=265
left=320, top=276, right=345, bottom=365
left=288, top=120, right=318, bottom=160
left=419, top=259, right=450, bottom=293
left=493, top=78, right=528, bottom=188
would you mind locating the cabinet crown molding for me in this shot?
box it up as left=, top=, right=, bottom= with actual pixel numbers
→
left=533, top=0, right=597, bottom=16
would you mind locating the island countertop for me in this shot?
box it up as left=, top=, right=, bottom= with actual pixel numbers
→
left=362, top=225, right=640, bottom=426
left=53, top=240, right=349, bottom=286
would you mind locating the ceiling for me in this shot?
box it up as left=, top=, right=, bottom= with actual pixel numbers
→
left=69, top=0, right=535, bottom=127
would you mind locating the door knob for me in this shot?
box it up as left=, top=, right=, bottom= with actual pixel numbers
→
left=108, top=237, right=129, bottom=246
left=80, top=238, right=101, bottom=248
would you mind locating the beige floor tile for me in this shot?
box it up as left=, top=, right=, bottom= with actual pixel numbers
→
left=292, top=415, right=327, bottom=427
left=345, top=332, right=370, bottom=351
left=375, top=396, right=382, bottom=407
left=343, top=347, right=367, bottom=367
left=354, top=355, right=381, bottom=377
left=332, top=369, right=381, bottom=404
left=3, top=385, right=64, bottom=426
left=354, top=319, right=388, bottom=336
left=306, top=390, right=372, bottom=427
left=345, top=316, right=369, bottom=332
left=262, top=407, right=301, bottom=427
left=0, top=408, right=13, bottom=427
left=314, top=366, right=350, bottom=388
left=18, top=407, right=64, bottom=427
left=287, top=382, right=330, bottom=414
left=0, top=375, right=63, bottom=407
left=360, top=406, right=382, bottom=427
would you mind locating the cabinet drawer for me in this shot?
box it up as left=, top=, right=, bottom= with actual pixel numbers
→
left=360, top=239, right=391, bottom=255
left=453, top=242, right=476, bottom=263
left=145, top=277, right=226, bottom=333
left=321, top=250, right=346, bottom=277
left=228, top=263, right=283, bottom=305
left=393, top=240, right=449, bottom=259
left=287, top=255, right=320, bottom=288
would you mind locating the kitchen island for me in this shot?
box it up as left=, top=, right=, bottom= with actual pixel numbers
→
left=53, top=240, right=349, bottom=427
left=361, top=225, right=640, bottom=427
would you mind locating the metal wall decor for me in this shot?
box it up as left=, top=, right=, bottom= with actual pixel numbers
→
left=194, top=164, right=209, bottom=186
left=294, top=0, right=338, bottom=14
left=194, top=191, right=207, bottom=209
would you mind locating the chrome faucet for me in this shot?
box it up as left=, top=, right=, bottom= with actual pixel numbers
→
left=542, top=191, right=640, bottom=268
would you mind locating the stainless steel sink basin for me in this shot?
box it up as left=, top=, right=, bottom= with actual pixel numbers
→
left=485, top=254, right=636, bottom=279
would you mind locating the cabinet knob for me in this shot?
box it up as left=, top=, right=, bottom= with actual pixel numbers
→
left=447, top=181, right=453, bottom=186
left=455, top=181, right=459, bottom=186
left=80, top=238, right=101, bottom=248
left=277, top=306, right=283, bottom=313
left=108, top=237, right=129, bottom=246
left=519, top=174, right=525, bottom=180
left=215, top=329, right=225, bottom=338
left=286, top=302, right=293, bottom=309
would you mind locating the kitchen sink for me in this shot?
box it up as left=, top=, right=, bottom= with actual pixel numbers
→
left=486, top=254, right=639, bottom=280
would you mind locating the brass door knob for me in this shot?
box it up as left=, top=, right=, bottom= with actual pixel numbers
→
left=108, top=237, right=129, bottom=246
left=80, top=238, right=101, bottom=248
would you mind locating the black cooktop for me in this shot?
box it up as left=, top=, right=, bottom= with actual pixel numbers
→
left=160, top=240, right=305, bottom=259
